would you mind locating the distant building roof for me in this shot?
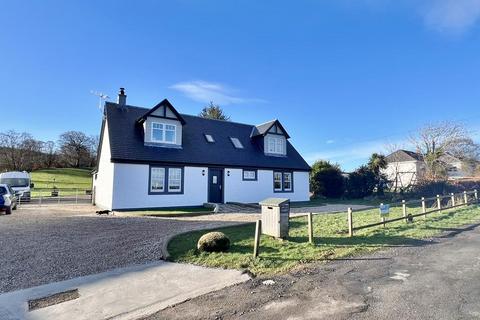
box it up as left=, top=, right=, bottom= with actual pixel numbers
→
left=386, top=150, right=423, bottom=162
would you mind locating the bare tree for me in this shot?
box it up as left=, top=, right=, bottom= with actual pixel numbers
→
left=410, top=122, right=479, bottom=181
left=0, top=130, right=40, bottom=171
left=21, top=138, right=44, bottom=171
left=42, top=141, right=57, bottom=168
left=89, top=135, right=100, bottom=167
left=58, top=131, right=95, bottom=168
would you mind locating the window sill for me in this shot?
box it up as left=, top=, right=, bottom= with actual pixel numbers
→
left=145, top=142, right=182, bottom=149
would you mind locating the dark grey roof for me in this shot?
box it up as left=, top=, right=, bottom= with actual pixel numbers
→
left=250, top=119, right=290, bottom=139
left=386, top=150, right=423, bottom=162
left=104, top=102, right=311, bottom=171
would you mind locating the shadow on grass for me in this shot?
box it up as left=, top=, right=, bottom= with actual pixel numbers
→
left=327, top=257, right=391, bottom=261
left=287, top=234, right=432, bottom=248
left=421, top=223, right=480, bottom=239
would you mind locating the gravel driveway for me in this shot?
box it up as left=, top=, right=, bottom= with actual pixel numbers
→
left=0, top=205, right=239, bottom=294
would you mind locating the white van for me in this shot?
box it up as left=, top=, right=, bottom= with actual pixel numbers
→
left=0, top=171, right=33, bottom=201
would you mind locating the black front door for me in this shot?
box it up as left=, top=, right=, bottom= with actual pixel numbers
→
left=208, top=168, right=224, bottom=203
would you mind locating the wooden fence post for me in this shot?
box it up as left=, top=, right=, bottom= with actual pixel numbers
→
left=253, top=220, right=261, bottom=258
left=451, top=193, right=455, bottom=207
left=421, top=197, right=426, bottom=218
left=464, top=191, right=468, bottom=205
left=347, top=207, right=353, bottom=237
left=307, top=212, right=314, bottom=244
left=475, top=189, right=478, bottom=203
left=436, top=195, right=441, bottom=210
left=402, top=200, right=407, bottom=222
left=380, top=203, right=386, bottom=227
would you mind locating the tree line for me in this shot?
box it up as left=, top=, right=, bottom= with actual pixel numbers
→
left=0, top=130, right=98, bottom=172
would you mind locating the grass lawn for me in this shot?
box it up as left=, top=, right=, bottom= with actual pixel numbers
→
left=119, top=207, right=214, bottom=217
left=31, top=168, right=92, bottom=196
left=168, top=203, right=480, bottom=275
left=291, top=197, right=381, bottom=208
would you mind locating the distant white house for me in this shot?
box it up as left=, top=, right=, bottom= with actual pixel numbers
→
left=383, top=149, right=478, bottom=190
left=383, top=150, right=425, bottom=190
left=92, top=89, right=311, bottom=210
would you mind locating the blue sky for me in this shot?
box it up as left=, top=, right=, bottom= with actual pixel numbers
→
left=1, top=0, right=480, bottom=171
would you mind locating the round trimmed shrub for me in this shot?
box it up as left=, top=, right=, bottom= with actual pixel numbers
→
left=197, top=232, right=231, bottom=252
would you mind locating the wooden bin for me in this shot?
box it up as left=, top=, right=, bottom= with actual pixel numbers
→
left=259, top=198, right=290, bottom=238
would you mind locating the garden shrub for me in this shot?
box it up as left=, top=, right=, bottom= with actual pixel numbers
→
left=345, top=165, right=376, bottom=198
left=197, top=232, right=231, bottom=252
left=310, top=160, right=345, bottom=198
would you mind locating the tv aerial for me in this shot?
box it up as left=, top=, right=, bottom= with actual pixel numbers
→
left=90, top=90, right=110, bottom=110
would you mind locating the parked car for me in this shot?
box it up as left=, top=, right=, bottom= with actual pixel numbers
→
left=0, top=171, right=33, bottom=202
left=0, top=184, right=18, bottom=215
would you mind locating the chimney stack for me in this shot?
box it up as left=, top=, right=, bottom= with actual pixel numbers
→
left=117, top=87, right=126, bottom=106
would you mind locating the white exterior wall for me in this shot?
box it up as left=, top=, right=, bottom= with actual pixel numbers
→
left=383, top=161, right=424, bottom=188
left=111, top=164, right=208, bottom=209
left=92, top=120, right=114, bottom=209
left=224, top=168, right=309, bottom=203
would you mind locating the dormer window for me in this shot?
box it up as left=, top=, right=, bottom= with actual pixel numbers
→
left=204, top=134, right=215, bottom=143
left=266, top=135, right=285, bottom=155
left=152, top=122, right=176, bottom=144
left=230, top=137, right=244, bottom=149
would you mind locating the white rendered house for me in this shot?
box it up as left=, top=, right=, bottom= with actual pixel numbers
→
left=92, top=89, right=311, bottom=210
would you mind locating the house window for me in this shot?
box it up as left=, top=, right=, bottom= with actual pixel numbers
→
left=165, top=125, right=176, bottom=143
left=230, top=137, right=244, bottom=149
left=151, top=122, right=176, bottom=144
left=149, top=166, right=183, bottom=194
left=243, top=169, right=257, bottom=181
left=273, top=171, right=293, bottom=192
left=273, top=172, right=282, bottom=191
left=204, top=134, right=215, bottom=143
left=283, top=172, right=292, bottom=191
left=266, top=136, right=285, bottom=154
left=168, top=168, right=182, bottom=192
left=150, top=167, right=165, bottom=192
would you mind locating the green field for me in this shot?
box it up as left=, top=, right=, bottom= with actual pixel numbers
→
left=30, top=168, right=92, bottom=196
left=168, top=203, right=480, bottom=275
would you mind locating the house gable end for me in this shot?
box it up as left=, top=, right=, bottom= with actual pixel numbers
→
left=137, top=99, right=186, bottom=124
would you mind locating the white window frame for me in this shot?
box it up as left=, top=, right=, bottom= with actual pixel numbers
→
left=168, top=168, right=182, bottom=192
left=267, top=135, right=285, bottom=155
left=149, top=166, right=183, bottom=194
left=283, top=172, right=292, bottom=191
left=273, top=171, right=293, bottom=192
left=243, top=170, right=257, bottom=181
left=273, top=172, right=283, bottom=191
left=150, top=167, right=165, bottom=193
left=151, top=122, right=176, bottom=144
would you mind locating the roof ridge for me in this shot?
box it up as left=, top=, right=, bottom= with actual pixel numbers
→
left=255, top=119, right=277, bottom=127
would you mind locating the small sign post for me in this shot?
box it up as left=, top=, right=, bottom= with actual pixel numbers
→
left=379, top=203, right=389, bottom=227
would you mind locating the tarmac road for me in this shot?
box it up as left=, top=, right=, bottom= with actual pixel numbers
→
left=147, top=222, right=480, bottom=320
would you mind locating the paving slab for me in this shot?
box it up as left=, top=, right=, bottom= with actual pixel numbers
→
left=0, top=261, right=250, bottom=320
